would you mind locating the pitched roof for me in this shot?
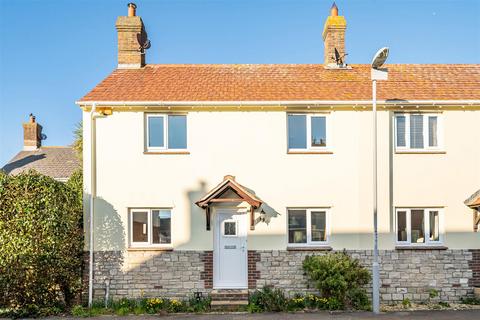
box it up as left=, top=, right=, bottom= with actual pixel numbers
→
left=1, top=147, right=80, bottom=181
left=78, top=64, right=480, bottom=103
left=196, top=175, right=262, bottom=208
left=465, top=189, right=480, bottom=208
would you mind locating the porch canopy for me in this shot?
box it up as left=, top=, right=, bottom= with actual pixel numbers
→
left=465, top=189, right=480, bottom=232
left=196, top=175, right=262, bottom=230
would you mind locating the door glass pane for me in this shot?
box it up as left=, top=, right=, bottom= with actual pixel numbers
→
left=429, top=211, right=439, bottom=242
left=410, top=115, right=424, bottom=149
left=152, top=210, right=171, bottom=244
left=411, top=210, right=425, bottom=243
left=224, top=221, right=237, bottom=236
left=132, top=211, right=148, bottom=242
left=397, top=211, right=407, bottom=242
left=396, top=116, right=406, bottom=147
left=311, top=117, right=327, bottom=147
left=288, top=210, right=307, bottom=243
left=148, top=116, right=165, bottom=148
left=168, top=115, right=187, bottom=149
left=428, top=116, right=438, bottom=147
left=311, top=211, right=326, bottom=241
left=288, top=115, right=307, bottom=149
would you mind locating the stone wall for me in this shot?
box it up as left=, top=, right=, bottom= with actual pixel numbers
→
left=85, top=250, right=208, bottom=300
left=85, top=249, right=477, bottom=303
left=254, top=249, right=475, bottom=303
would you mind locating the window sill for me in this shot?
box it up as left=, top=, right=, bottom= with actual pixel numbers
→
left=144, top=151, right=190, bottom=155
left=395, top=150, right=446, bottom=154
left=395, top=245, right=448, bottom=250
left=287, top=246, right=332, bottom=251
left=287, top=151, right=333, bottom=155
left=128, top=247, right=174, bottom=252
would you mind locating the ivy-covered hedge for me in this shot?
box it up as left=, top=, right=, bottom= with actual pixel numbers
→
left=0, top=170, right=83, bottom=315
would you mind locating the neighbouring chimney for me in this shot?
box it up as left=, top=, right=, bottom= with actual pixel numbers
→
left=23, top=114, right=42, bottom=151
left=115, top=3, right=148, bottom=69
left=322, top=2, right=347, bottom=67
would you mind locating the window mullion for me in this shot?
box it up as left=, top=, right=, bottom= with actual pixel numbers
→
left=148, top=209, right=152, bottom=245
left=164, top=116, right=168, bottom=149
left=423, top=114, right=429, bottom=150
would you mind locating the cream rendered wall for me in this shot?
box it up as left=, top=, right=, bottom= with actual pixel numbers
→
left=82, top=108, right=480, bottom=252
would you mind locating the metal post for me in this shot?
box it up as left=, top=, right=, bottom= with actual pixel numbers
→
left=88, top=104, right=97, bottom=308
left=372, top=79, right=380, bottom=314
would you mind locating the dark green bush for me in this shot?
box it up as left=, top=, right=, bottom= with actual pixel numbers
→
left=0, top=170, right=83, bottom=315
left=302, top=252, right=371, bottom=310
left=248, top=286, right=287, bottom=312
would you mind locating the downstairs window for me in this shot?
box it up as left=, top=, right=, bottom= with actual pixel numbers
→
left=130, top=208, right=172, bottom=247
left=396, top=208, right=443, bottom=246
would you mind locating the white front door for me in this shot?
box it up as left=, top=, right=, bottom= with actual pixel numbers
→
left=214, top=209, right=248, bottom=288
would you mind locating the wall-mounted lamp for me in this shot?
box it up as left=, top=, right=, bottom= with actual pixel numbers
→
left=259, top=209, right=266, bottom=222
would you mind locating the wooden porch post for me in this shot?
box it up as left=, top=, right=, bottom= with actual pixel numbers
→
left=250, top=206, right=255, bottom=230
left=206, top=206, right=211, bottom=231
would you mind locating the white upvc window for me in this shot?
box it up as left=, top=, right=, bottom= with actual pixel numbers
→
left=129, top=208, right=172, bottom=247
left=287, top=208, right=330, bottom=246
left=394, top=113, right=443, bottom=152
left=146, top=114, right=187, bottom=151
left=287, top=113, right=331, bottom=151
left=395, top=208, right=444, bottom=246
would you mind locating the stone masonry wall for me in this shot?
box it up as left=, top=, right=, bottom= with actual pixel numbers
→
left=85, top=250, right=208, bottom=300
left=254, top=249, right=475, bottom=303
left=85, top=249, right=477, bottom=303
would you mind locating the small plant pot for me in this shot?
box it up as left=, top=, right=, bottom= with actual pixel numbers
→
left=474, top=287, right=480, bottom=299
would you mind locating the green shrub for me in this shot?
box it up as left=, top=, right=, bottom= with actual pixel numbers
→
left=429, top=289, right=439, bottom=299
left=115, top=306, right=130, bottom=316
left=460, top=297, right=480, bottom=305
left=438, top=301, right=450, bottom=308
left=402, top=298, right=411, bottom=308
left=0, top=170, right=83, bottom=315
left=302, top=252, right=371, bottom=310
left=71, top=305, right=89, bottom=317
left=248, top=286, right=287, bottom=312
left=166, top=299, right=186, bottom=313
left=186, top=295, right=211, bottom=312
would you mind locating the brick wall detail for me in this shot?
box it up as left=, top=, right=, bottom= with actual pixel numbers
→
left=200, top=251, right=213, bottom=289
left=248, top=250, right=261, bottom=289
left=469, top=249, right=480, bottom=288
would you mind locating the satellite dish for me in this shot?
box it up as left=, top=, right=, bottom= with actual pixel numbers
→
left=333, top=47, right=348, bottom=66
left=371, top=47, right=389, bottom=69
left=40, top=133, right=47, bottom=140
left=137, top=26, right=151, bottom=51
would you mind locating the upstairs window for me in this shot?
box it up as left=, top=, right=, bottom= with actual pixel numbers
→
left=288, top=114, right=330, bottom=151
left=396, top=208, right=443, bottom=246
left=395, top=113, right=442, bottom=152
left=146, top=114, right=187, bottom=151
left=130, top=208, right=172, bottom=247
left=288, top=208, right=329, bottom=246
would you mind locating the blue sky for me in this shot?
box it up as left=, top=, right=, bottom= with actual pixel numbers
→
left=0, top=0, right=479, bottom=165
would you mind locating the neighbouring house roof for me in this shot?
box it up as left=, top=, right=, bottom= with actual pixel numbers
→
left=78, top=64, right=480, bottom=103
left=1, top=147, right=80, bottom=182
left=196, top=175, right=262, bottom=209
left=465, top=189, right=480, bottom=208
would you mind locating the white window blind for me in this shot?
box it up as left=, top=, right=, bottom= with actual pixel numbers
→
left=410, top=115, right=424, bottom=149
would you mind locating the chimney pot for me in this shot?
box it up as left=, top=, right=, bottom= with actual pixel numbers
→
left=330, top=2, right=338, bottom=16
left=128, top=3, right=137, bottom=17
left=29, top=113, right=36, bottom=123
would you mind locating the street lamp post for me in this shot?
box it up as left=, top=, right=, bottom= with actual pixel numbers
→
left=370, top=47, right=389, bottom=314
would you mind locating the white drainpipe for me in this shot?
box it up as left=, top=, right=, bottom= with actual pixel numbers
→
left=88, top=103, right=97, bottom=307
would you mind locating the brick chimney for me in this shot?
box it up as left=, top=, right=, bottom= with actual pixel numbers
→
left=115, top=3, right=148, bottom=69
left=322, top=2, right=347, bottom=67
left=23, top=114, right=42, bottom=151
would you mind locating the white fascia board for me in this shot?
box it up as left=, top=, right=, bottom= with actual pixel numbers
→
left=75, top=100, right=480, bottom=107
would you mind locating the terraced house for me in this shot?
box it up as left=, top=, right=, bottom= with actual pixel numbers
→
left=78, top=3, right=480, bottom=305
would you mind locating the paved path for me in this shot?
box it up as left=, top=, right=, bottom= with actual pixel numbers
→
left=64, top=310, right=480, bottom=320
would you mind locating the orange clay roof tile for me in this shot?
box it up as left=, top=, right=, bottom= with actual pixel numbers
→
left=79, top=64, right=480, bottom=102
